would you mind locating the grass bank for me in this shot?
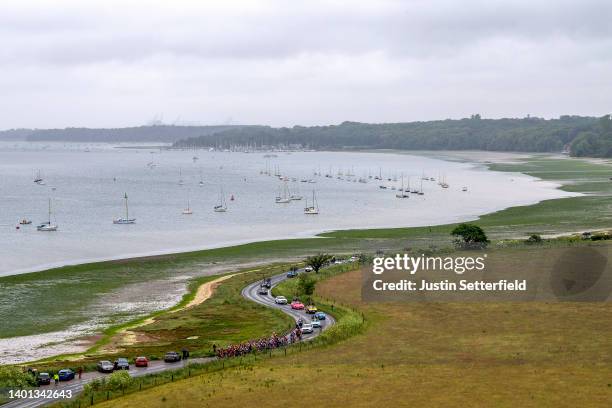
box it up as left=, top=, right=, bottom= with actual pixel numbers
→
left=91, top=242, right=612, bottom=408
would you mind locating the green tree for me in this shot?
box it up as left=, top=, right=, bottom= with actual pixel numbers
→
left=526, top=234, right=543, bottom=244
left=451, top=224, right=489, bottom=249
left=0, top=366, right=36, bottom=388
left=305, top=253, right=332, bottom=273
left=297, top=273, right=316, bottom=298
left=106, top=371, right=132, bottom=392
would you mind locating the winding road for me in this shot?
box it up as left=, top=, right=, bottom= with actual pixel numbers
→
left=3, top=269, right=334, bottom=408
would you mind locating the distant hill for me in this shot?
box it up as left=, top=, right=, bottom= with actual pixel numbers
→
left=173, top=115, right=612, bottom=157
left=0, top=125, right=255, bottom=143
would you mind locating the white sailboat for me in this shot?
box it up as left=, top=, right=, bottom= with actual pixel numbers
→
left=178, top=168, right=184, bottom=186
left=304, top=190, right=319, bottom=214
left=182, top=193, right=193, bottom=215
left=396, top=176, right=409, bottom=198
left=275, top=182, right=291, bottom=203
left=290, top=185, right=303, bottom=200
left=198, top=168, right=204, bottom=187
left=37, top=198, right=58, bottom=231
left=113, top=193, right=136, bottom=224
left=214, top=187, right=227, bottom=212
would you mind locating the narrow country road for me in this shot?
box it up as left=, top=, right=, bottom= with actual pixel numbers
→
left=3, top=268, right=334, bottom=408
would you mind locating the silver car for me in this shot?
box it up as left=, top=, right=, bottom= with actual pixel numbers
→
left=301, top=323, right=314, bottom=334
left=274, top=296, right=288, bottom=304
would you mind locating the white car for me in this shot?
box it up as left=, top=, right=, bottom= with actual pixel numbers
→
left=311, top=320, right=322, bottom=328
left=301, top=323, right=314, bottom=334
left=304, top=266, right=313, bottom=272
left=274, top=296, right=288, bottom=305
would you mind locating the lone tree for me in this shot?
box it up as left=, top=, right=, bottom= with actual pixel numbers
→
left=451, top=224, right=489, bottom=249
left=305, top=253, right=332, bottom=273
left=297, top=273, right=316, bottom=299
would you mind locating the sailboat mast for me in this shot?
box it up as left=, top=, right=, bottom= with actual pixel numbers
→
left=48, top=198, right=52, bottom=224
left=124, top=193, right=129, bottom=219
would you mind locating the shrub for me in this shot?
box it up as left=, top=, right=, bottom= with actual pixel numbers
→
left=526, top=234, right=543, bottom=243
left=0, top=366, right=36, bottom=388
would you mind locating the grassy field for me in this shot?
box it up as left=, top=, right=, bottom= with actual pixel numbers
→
left=3, top=155, right=612, bottom=342
left=28, top=264, right=295, bottom=372
left=94, top=243, right=612, bottom=408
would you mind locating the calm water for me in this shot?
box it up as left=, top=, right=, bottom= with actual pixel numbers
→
left=0, top=142, right=573, bottom=276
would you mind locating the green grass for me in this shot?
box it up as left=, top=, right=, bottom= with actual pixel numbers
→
left=25, top=264, right=295, bottom=374
left=89, top=247, right=612, bottom=408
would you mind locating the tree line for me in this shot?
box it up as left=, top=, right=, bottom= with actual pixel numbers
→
left=174, top=115, right=612, bottom=157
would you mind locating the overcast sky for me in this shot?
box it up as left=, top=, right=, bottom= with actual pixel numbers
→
left=1, top=0, right=610, bottom=129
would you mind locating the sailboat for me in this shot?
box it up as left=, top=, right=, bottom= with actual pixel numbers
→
left=304, top=190, right=319, bottom=215
left=214, top=188, right=227, bottom=212
left=182, top=193, right=193, bottom=215
left=290, top=185, right=303, bottom=201
left=113, top=193, right=136, bottom=224
left=34, top=170, right=45, bottom=185
left=37, top=198, right=58, bottom=231
left=396, top=176, right=409, bottom=198
left=198, top=168, right=204, bottom=187
left=275, top=182, right=291, bottom=203
left=418, top=178, right=424, bottom=195
left=178, top=168, right=184, bottom=186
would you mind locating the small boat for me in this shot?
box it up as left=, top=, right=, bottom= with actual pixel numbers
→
left=19, top=218, right=32, bottom=225
left=396, top=176, right=409, bottom=198
left=304, top=190, right=319, bottom=215
left=275, top=182, right=291, bottom=203
left=198, top=168, right=204, bottom=187
left=379, top=185, right=387, bottom=190
left=214, top=188, right=228, bottom=212
left=462, top=186, right=468, bottom=192
left=33, top=169, right=44, bottom=184
left=182, top=197, right=193, bottom=215
left=113, top=193, right=136, bottom=224
left=37, top=198, right=58, bottom=231
left=178, top=168, right=185, bottom=186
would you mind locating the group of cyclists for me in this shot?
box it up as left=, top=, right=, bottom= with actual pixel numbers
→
left=215, top=328, right=303, bottom=359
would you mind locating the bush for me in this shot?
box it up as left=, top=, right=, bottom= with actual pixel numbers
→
left=0, top=366, right=36, bottom=388
left=451, top=224, right=489, bottom=249
left=526, top=234, right=543, bottom=243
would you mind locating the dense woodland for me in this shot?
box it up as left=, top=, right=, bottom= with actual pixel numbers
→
left=0, top=125, right=250, bottom=143
left=174, top=115, right=612, bottom=157
left=2, top=116, right=612, bottom=157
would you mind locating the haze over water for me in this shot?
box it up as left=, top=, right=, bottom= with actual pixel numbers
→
left=0, top=142, right=574, bottom=276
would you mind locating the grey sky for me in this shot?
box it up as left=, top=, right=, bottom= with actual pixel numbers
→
left=1, top=0, right=611, bottom=128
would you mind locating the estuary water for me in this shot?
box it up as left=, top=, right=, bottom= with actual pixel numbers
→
left=0, top=142, right=574, bottom=277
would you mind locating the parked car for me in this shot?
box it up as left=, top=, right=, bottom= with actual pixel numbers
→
left=134, top=356, right=149, bottom=367
left=301, top=323, right=314, bottom=334
left=58, top=369, right=75, bottom=381
left=306, top=305, right=318, bottom=314
left=304, top=266, right=313, bottom=272
left=311, top=320, right=322, bottom=328
left=274, top=296, right=288, bottom=305
left=258, top=286, right=268, bottom=295
left=37, top=372, right=51, bottom=386
left=164, top=351, right=182, bottom=363
left=286, top=270, right=298, bottom=278
left=291, top=300, right=305, bottom=310
left=314, top=311, right=326, bottom=320
left=96, top=360, right=114, bottom=373
left=114, top=358, right=130, bottom=370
